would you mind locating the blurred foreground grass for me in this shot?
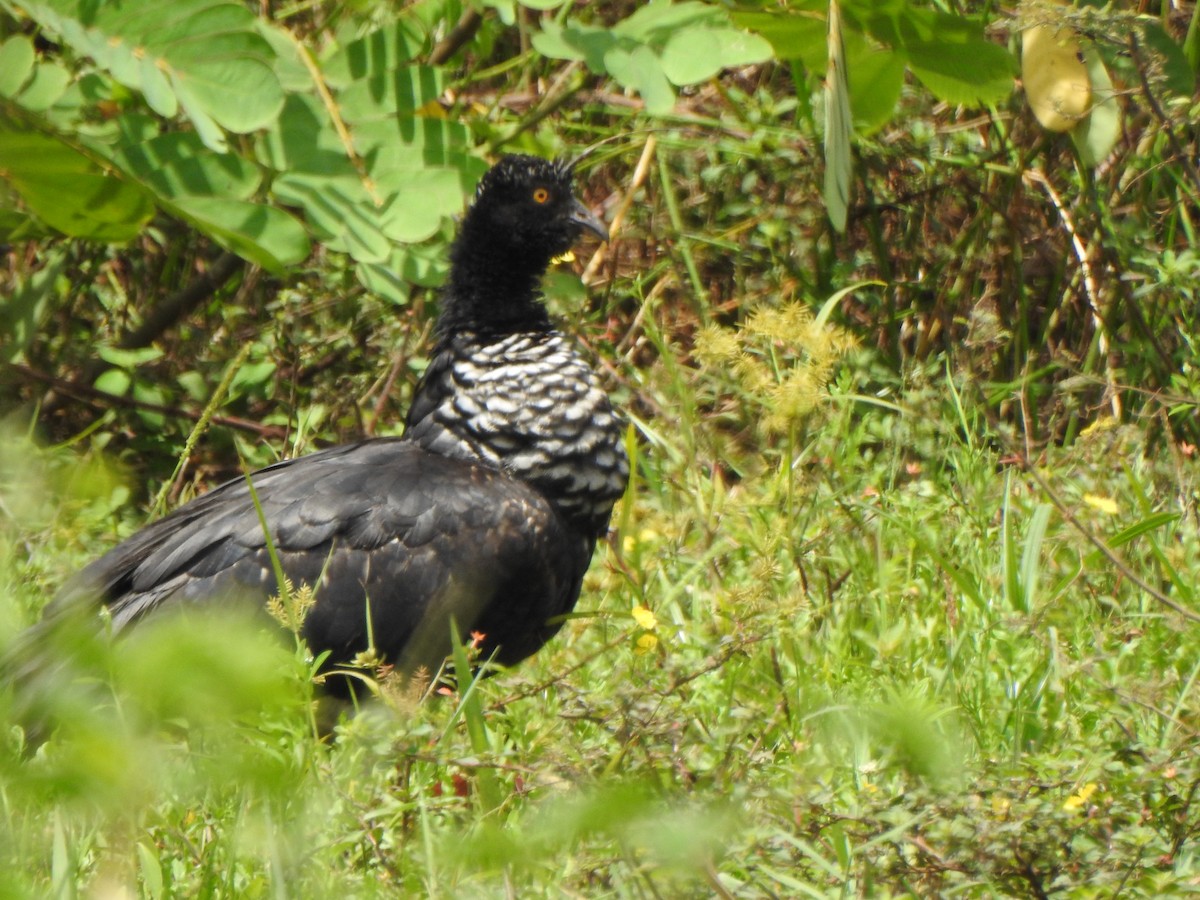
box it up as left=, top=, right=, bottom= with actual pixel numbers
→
left=3, top=343, right=1198, bottom=896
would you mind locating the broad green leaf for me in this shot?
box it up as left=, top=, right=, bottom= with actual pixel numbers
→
left=612, top=1, right=725, bottom=44
left=323, top=20, right=427, bottom=86
left=660, top=27, right=773, bottom=86
left=167, top=196, right=310, bottom=272
left=824, top=0, right=852, bottom=233
left=604, top=44, right=675, bottom=114
left=114, top=132, right=261, bottom=200
left=377, top=167, right=466, bottom=243
left=337, top=65, right=445, bottom=120
left=846, top=44, right=905, bottom=133
left=732, top=10, right=826, bottom=70
left=0, top=122, right=155, bottom=241
left=478, top=0, right=517, bottom=26
left=533, top=21, right=621, bottom=74
left=0, top=36, right=35, bottom=96
left=356, top=251, right=412, bottom=306
left=518, top=0, right=567, bottom=9
left=1071, top=47, right=1121, bottom=167
left=1186, top=1, right=1200, bottom=73
left=1141, top=21, right=1194, bottom=97
left=14, top=62, right=72, bottom=111
left=907, top=38, right=1014, bottom=107
left=11, top=0, right=284, bottom=149
left=848, top=0, right=979, bottom=49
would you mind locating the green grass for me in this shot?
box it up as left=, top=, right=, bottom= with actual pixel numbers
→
left=3, top=346, right=1198, bottom=898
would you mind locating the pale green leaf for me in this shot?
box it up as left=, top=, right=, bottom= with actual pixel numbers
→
left=1071, top=47, right=1121, bottom=168
left=15, top=62, right=71, bottom=111
left=604, top=44, right=675, bottom=114
left=907, top=38, right=1014, bottom=107
left=612, top=1, right=725, bottom=45
left=323, top=21, right=427, bottom=87
left=114, top=132, right=261, bottom=200
left=660, top=27, right=773, bottom=86
left=731, top=10, right=826, bottom=70
left=847, top=46, right=905, bottom=134
left=0, top=122, right=155, bottom=241
left=168, top=195, right=310, bottom=272
left=824, top=1, right=852, bottom=233
left=94, top=368, right=132, bottom=396
left=0, top=35, right=35, bottom=96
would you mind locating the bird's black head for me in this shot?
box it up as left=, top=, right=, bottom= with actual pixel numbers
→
left=441, top=155, right=608, bottom=336
left=468, top=154, right=608, bottom=258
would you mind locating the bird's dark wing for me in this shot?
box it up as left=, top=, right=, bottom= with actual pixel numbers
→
left=56, top=438, right=593, bottom=675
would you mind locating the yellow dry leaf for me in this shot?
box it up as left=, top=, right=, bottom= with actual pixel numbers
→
left=1022, top=22, right=1090, bottom=132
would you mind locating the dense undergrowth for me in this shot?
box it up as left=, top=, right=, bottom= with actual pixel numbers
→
left=3, top=0, right=1200, bottom=896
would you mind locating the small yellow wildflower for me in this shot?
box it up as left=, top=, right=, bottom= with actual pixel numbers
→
left=631, top=605, right=658, bottom=631
left=1082, top=494, right=1119, bottom=515
left=634, top=632, right=658, bottom=654
left=1063, top=782, right=1098, bottom=813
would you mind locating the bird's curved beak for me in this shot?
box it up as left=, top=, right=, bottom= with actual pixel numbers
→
left=570, top=199, right=609, bottom=243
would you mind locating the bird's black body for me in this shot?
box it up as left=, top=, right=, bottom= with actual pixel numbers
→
left=51, top=154, right=629, bottom=682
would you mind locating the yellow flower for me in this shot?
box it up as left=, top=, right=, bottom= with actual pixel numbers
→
left=1063, top=782, right=1098, bottom=812
left=631, top=605, right=658, bottom=631
left=1082, top=494, right=1119, bottom=515
left=634, top=632, right=658, bottom=654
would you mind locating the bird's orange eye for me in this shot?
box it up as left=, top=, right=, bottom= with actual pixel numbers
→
left=532, top=187, right=551, bottom=204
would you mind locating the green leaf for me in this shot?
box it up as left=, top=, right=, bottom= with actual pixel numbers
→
left=1141, top=21, right=1194, bottom=97
left=1070, top=47, right=1121, bottom=168
left=0, top=35, right=36, bottom=96
left=907, top=38, right=1014, bottom=106
left=660, top=27, right=773, bottom=86
left=376, top=166, right=468, bottom=243
left=323, top=20, right=427, bottom=86
left=0, top=249, right=63, bottom=364
left=114, top=132, right=262, bottom=200
left=532, top=21, right=620, bottom=73
left=732, top=10, right=826, bottom=70
left=824, top=1, right=852, bottom=233
left=94, top=368, right=132, bottom=396
left=847, top=45, right=905, bottom=134
left=0, top=122, right=155, bottom=241
left=97, top=345, right=163, bottom=367
left=605, top=44, right=676, bottom=114
left=12, top=0, right=284, bottom=149
left=612, top=1, right=725, bottom=45
left=337, top=65, right=445, bottom=120
left=168, top=196, right=310, bottom=272
left=1107, top=511, right=1179, bottom=549
left=14, top=62, right=72, bottom=111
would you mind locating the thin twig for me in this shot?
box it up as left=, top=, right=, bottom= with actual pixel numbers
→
left=583, top=134, right=657, bottom=286
left=118, top=251, right=244, bottom=351
left=283, top=27, right=381, bottom=207
left=1023, top=168, right=1120, bottom=420
left=1015, top=453, right=1200, bottom=624
left=6, top=361, right=288, bottom=440
left=428, top=8, right=484, bottom=66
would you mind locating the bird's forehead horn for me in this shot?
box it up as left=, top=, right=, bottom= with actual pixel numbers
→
left=475, top=155, right=576, bottom=198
